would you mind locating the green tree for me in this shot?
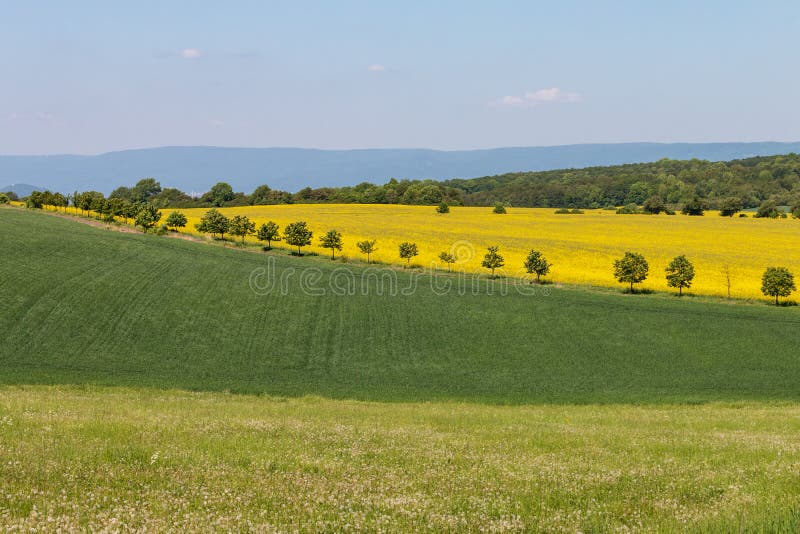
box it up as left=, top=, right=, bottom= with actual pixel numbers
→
left=398, top=242, right=419, bottom=266
left=791, top=202, right=800, bottom=219
left=481, top=246, right=505, bottom=278
left=206, top=182, right=235, bottom=207
left=523, top=249, right=552, bottom=283
left=438, top=251, right=456, bottom=271
left=642, top=196, right=665, bottom=214
left=109, top=186, right=134, bottom=202
left=613, top=252, right=649, bottom=292
left=250, top=185, right=272, bottom=205
left=616, top=203, right=640, bottom=215
left=436, top=202, right=450, bottom=214
left=229, top=215, right=256, bottom=244
left=105, top=197, right=125, bottom=220
left=761, top=267, right=796, bottom=305
left=755, top=200, right=781, bottom=219
left=681, top=197, right=707, bottom=216
left=26, top=191, right=45, bottom=209
left=357, top=239, right=377, bottom=263
left=0, top=193, right=9, bottom=204
left=122, top=201, right=138, bottom=224
left=134, top=204, right=161, bottom=232
left=52, top=192, right=68, bottom=212
left=320, top=229, right=344, bottom=259
left=284, top=221, right=313, bottom=255
left=165, top=211, right=188, bottom=230
left=719, top=197, right=742, bottom=217
left=493, top=203, right=507, bottom=214
left=132, top=178, right=162, bottom=203
left=195, top=208, right=230, bottom=239
left=665, top=255, right=695, bottom=296
left=256, top=221, right=281, bottom=249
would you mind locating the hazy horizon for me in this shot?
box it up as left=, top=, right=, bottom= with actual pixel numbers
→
left=4, top=139, right=800, bottom=158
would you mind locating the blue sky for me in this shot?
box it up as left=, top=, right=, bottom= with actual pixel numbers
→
left=2, top=1, right=799, bottom=154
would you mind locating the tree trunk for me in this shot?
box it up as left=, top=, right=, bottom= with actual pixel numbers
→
left=331, top=249, right=335, bottom=259
left=630, top=281, right=633, bottom=292
left=679, top=286, right=682, bottom=296
left=776, top=294, right=779, bottom=306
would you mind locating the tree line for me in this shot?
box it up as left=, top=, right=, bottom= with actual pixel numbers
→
left=10, top=153, right=800, bottom=212
left=195, top=209, right=794, bottom=305
left=14, top=191, right=798, bottom=305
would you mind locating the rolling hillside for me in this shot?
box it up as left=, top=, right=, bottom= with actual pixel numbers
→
left=2, top=206, right=799, bottom=403
left=4, top=142, right=800, bottom=194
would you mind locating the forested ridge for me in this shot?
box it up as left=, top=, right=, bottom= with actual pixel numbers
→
left=8, top=153, right=800, bottom=210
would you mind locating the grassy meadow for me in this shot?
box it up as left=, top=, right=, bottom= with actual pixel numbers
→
left=157, top=204, right=800, bottom=300
left=3, top=206, right=800, bottom=530
left=2, top=386, right=799, bottom=531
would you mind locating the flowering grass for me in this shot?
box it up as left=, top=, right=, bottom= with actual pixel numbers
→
left=169, top=204, right=800, bottom=300
left=1, top=385, right=799, bottom=531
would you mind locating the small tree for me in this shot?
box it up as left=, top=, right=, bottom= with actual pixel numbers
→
left=165, top=211, right=188, bottom=231
left=481, top=246, right=505, bottom=278
left=398, top=242, right=419, bottom=266
left=134, top=204, right=161, bottom=232
left=122, top=201, right=138, bottom=225
left=761, top=267, right=796, bottom=305
left=52, top=192, right=68, bottom=212
left=320, top=229, right=344, bottom=259
left=523, top=249, right=552, bottom=283
left=229, top=215, right=256, bottom=244
left=722, top=265, right=732, bottom=299
left=195, top=208, right=230, bottom=239
left=357, top=239, right=377, bottom=263
left=642, top=196, right=666, bottom=214
left=613, top=251, right=649, bottom=292
left=616, top=203, right=640, bottom=215
left=284, top=221, right=313, bottom=255
left=0, top=193, right=9, bottom=204
left=438, top=251, right=456, bottom=272
left=755, top=200, right=781, bottom=219
left=665, top=255, right=695, bottom=296
left=206, top=182, right=235, bottom=207
left=493, top=203, right=507, bottom=214
left=257, top=221, right=281, bottom=249
left=719, top=197, right=742, bottom=217
left=436, top=203, right=450, bottom=214
left=26, top=191, right=45, bottom=209
left=791, top=202, right=800, bottom=219
left=681, top=197, right=707, bottom=216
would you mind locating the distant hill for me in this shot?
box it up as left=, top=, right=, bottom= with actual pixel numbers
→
left=0, top=183, right=42, bottom=197
left=2, top=142, right=800, bottom=195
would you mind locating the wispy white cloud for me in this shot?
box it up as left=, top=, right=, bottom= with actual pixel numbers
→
left=180, top=48, right=203, bottom=59
left=490, top=87, right=581, bottom=108
left=5, top=111, right=55, bottom=122
left=368, top=64, right=387, bottom=72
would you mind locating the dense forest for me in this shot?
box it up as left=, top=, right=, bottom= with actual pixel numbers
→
left=8, top=153, right=800, bottom=211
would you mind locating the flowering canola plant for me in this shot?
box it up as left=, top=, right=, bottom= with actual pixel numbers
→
left=168, top=204, right=798, bottom=299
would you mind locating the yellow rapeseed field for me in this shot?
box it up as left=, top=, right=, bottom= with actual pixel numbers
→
left=169, top=204, right=799, bottom=300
